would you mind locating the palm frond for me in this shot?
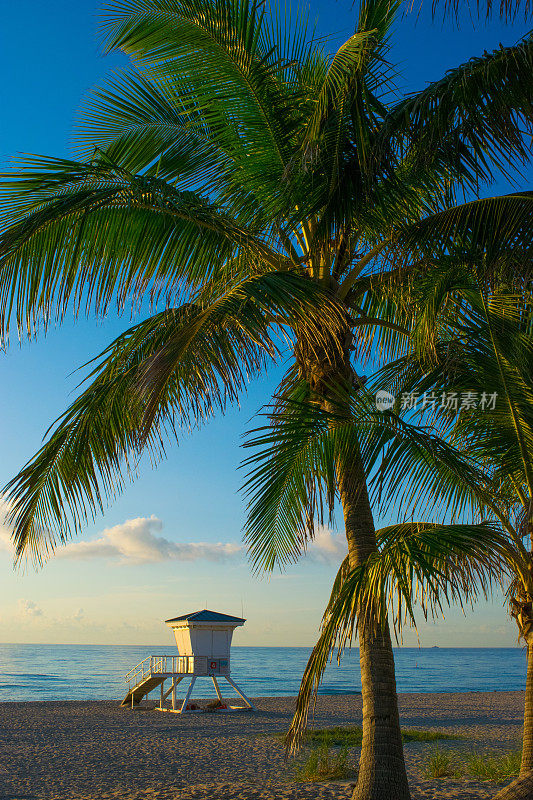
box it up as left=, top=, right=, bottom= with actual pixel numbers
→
left=5, top=268, right=346, bottom=564
left=286, top=520, right=511, bottom=750
left=99, top=0, right=299, bottom=193
left=3, top=302, right=268, bottom=564
left=73, top=70, right=223, bottom=183
left=382, top=34, right=533, bottom=188
left=0, top=155, right=283, bottom=336
left=390, top=193, right=533, bottom=280
left=242, top=386, right=498, bottom=575
left=433, top=0, right=533, bottom=23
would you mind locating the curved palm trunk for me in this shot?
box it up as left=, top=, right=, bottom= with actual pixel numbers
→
left=338, top=446, right=410, bottom=800
left=297, top=318, right=410, bottom=799
left=521, top=643, right=533, bottom=773
left=510, top=579, right=533, bottom=774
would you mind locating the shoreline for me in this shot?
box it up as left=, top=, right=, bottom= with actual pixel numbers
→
left=0, top=692, right=525, bottom=799
left=0, top=687, right=526, bottom=703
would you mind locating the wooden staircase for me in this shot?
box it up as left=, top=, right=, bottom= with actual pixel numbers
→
left=121, top=655, right=188, bottom=708
left=121, top=674, right=165, bottom=707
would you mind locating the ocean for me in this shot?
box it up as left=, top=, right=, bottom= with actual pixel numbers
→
left=0, top=645, right=527, bottom=702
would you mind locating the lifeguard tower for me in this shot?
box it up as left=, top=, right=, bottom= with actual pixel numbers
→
left=121, top=610, right=255, bottom=713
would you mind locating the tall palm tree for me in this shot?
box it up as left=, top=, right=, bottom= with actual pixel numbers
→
left=2, top=1, right=533, bottom=797
left=375, top=279, right=533, bottom=776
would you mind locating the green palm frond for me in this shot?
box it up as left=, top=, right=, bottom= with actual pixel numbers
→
left=302, top=0, right=400, bottom=173
left=242, top=386, right=499, bottom=572
left=382, top=35, right=533, bottom=187
left=433, top=0, right=532, bottom=23
left=4, top=307, right=266, bottom=565
left=286, top=520, right=512, bottom=750
left=376, top=286, right=533, bottom=498
left=242, top=390, right=339, bottom=572
left=99, top=0, right=297, bottom=186
left=4, top=269, right=345, bottom=564
left=0, top=155, right=286, bottom=336
left=135, top=270, right=348, bottom=436
left=73, top=70, right=224, bottom=182
left=390, top=193, right=533, bottom=276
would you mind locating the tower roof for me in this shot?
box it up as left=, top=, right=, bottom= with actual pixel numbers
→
left=165, top=609, right=246, bottom=625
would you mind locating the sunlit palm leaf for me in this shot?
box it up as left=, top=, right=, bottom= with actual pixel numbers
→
left=242, top=388, right=500, bottom=571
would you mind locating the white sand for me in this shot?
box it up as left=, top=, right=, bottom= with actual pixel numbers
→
left=0, top=692, right=524, bottom=799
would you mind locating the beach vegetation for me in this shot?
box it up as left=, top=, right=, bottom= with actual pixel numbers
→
left=295, top=737, right=354, bottom=782
left=422, top=747, right=522, bottom=782
left=286, top=725, right=461, bottom=747
left=424, top=746, right=454, bottom=778
left=402, top=729, right=462, bottom=744
left=2, top=0, right=533, bottom=798
left=467, top=750, right=522, bottom=781
left=304, top=726, right=364, bottom=747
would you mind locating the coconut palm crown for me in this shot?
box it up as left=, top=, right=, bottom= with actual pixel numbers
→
left=2, top=1, right=533, bottom=798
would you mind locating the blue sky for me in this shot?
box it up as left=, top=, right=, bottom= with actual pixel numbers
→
left=0, top=0, right=529, bottom=647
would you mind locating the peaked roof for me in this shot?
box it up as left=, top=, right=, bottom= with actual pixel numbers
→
left=165, top=609, right=246, bottom=625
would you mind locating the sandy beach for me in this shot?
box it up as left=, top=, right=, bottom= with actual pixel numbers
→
left=0, top=692, right=525, bottom=800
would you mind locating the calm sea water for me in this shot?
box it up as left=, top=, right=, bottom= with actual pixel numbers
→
left=0, top=645, right=527, bottom=702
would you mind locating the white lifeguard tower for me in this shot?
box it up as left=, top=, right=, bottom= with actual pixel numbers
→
left=121, top=609, right=255, bottom=713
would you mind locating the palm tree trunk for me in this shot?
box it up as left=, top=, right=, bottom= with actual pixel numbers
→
left=297, top=322, right=410, bottom=800
left=337, top=443, right=411, bottom=800
left=521, top=643, right=533, bottom=773
left=492, top=770, right=533, bottom=799
left=356, top=624, right=409, bottom=799
left=510, top=577, right=533, bottom=774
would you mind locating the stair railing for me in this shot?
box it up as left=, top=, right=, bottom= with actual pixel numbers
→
left=125, top=655, right=196, bottom=689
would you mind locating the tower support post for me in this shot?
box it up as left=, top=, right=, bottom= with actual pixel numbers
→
left=225, top=675, right=255, bottom=710
left=181, top=676, right=197, bottom=713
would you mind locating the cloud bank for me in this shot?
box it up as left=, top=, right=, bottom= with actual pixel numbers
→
left=0, top=499, right=346, bottom=567
left=56, top=515, right=243, bottom=564
left=307, top=525, right=347, bottom=563
left=18, top=599, right=43, bottom=618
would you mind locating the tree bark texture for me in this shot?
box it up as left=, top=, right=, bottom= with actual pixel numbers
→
left=522, top=644, right=533, bottom=774
left=491, top=770, right=533, bottom=800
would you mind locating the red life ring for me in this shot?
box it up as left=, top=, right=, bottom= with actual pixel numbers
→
left=210, top=661, right=217, bottom=669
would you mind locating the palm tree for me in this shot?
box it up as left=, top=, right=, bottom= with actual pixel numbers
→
left=2, top=1, right=533, bottom=797
left=241, top=388, right=515, bottom=741
left=375, top=278, right=533, bottom=776
left=239, top=338, right=533, bottom=800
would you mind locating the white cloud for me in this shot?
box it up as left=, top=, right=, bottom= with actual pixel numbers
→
left=0, top=501, right=342, bottom=568
left=56, top=515, right=243, bottom=565
left=307, top=525, right=347, bottom=563
left=0, top=499, right=14, bottom=554
left=19, top=600, right=43, bottom=618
